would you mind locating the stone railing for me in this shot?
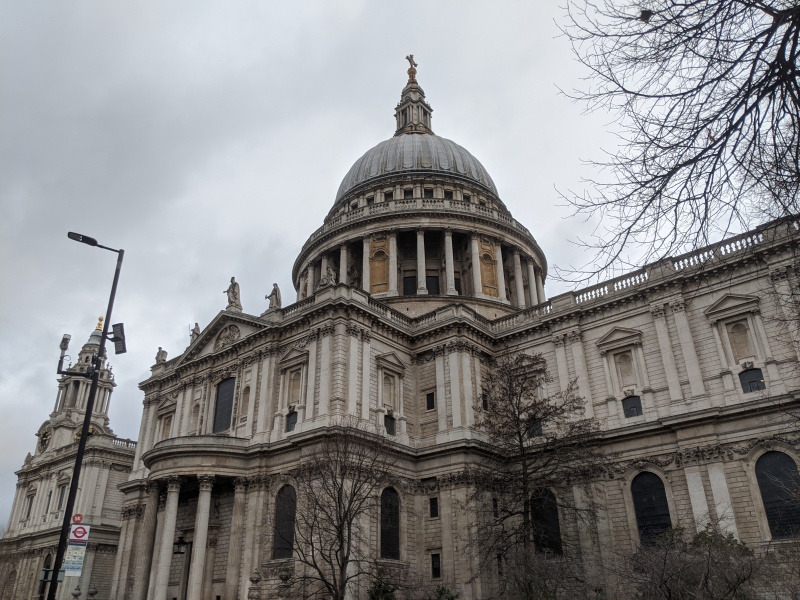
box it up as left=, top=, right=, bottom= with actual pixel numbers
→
left=111, top=437, right=137, bottom=449
left=574, top=269, right=649, bottom=304
left=302, top=199, right=534, bottom=253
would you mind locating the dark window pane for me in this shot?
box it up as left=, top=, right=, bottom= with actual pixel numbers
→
left=404, top=189, right=413, bottom=199
left=429, top=497, right=439, bottom=518
left=444, top=191, right=453, bottom=200
left=272, top=486, right=296, bottom=559
left=285, top=411, right=298, bottom=432
left=426, top=276, right=440, bottom=295
left=454, top=278, right=461, bottom=294
left=527, top=418, right=542, bottom=438
left=631, top=472, right=672, bottom=544
left=424, top=188, right=434, bottom=199
left=384, top=415, right=396, bottom=436
left=756, top=451, right=800, bottom=539
left=622, top=396, right=643, bottom=418
left=403, top=276, right=416, bottom=296
left=213, top=378, right=235, bottom=433
left=531, top=489, right=562, bottom=554
left=384, top=192, right=393, bottom=202
left=740, top=368, right=766, bottom=393
left=431, top=553, right=441, bottom=578
left=366, top=197, right=374, bottom=206
left=426, top=392, right=435, bottom=411
left=381, top=488, right=400, bottom=559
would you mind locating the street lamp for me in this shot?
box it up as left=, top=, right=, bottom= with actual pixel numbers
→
left=47, top=233, right=125, bottom=600
left=173, top=532, right=188, bottom=555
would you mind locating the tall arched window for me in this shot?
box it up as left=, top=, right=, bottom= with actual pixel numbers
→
left=190, top=403, right=200, bottom=435
left=288, top=370, right=302, bottom=406
left=531, top=489, right=562, bottom=554
left=239, top=385, right=250, bottom=424
left=631, top=472, right=672, bottom=544
left=213, top=377, right=235, bottom=433
left=756, top=451, right=800, bottom=539
left=380, top=487, right=400, bottom=560
left=272, top=485, right=297, bottom=559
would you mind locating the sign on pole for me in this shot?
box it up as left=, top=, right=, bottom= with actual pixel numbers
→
left=64, top=524, right=90, bottom=576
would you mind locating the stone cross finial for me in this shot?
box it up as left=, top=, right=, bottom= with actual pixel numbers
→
left=405, top=54, right=418, bottom=81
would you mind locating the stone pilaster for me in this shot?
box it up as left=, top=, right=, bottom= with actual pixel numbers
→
left=152, top=476, right=181, bottom=600
left=131, top=483, right=160, bottom=600
left=650, top=303, right=684, bottom=401
left=669, top=297, right=706, bottom=399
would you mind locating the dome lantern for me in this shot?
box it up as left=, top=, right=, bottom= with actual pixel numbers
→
left=394, top=55, right=434, bottom=136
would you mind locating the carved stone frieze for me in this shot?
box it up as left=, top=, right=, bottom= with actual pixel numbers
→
left=215, top=325, right=242, bottom=351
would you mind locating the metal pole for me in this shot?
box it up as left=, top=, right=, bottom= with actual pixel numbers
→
left=48, top=249, right=124, bottom=600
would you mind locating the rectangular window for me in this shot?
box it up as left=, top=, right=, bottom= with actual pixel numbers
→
left=213, top=378, right=236, bottom=433
left=424, top=188, right=434, bottom=199
left=366, top=196, right=375, bottom=206
left=25, top=496, right=34, bottom=520
left=426, top=275, right=440, bottom=295
left=403, top=276, right=416, bottom=296
left=429, top=497, right=439, bottom=518
left=454, top=278, right=461, bottom=294
left=463, top=194, right=471, bottom=202
left=285, top=411, right=298, bottom=432
left=404, top=188, right=413, bottom=199
left=444, top=190, right=453, bottom=200
left=492, top=497, right=499, bottom=518
left=384, top=192, right=393, bottom=202
left=57, top=484, right=67, bottom=510
left=384, top=414, right=396, bottom=436
left=44, top=491, right=52, bottom=514
left=426, top=392, right=436, bottom=411
left=431, top=553, right=441, bottom=579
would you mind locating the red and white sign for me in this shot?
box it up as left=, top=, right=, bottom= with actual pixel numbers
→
left=69, top=524, right=90, bottom=542
left=72, top=513, right=83, bottom=524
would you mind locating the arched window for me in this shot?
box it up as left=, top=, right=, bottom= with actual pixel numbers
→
left=213, top=378, right=235, bottom=433
left=380, top=487, right=400, bottom=560
left=756, top=451, right=800, bottom=539
left=272, top=485, right=297, bottom=559
left=383, top=375, right=395, bottom=409
left=2, top=570, right=16, bottom=599
left=739, top=368, right=766, bottom=393
left=614, top=351, right=637, bottom=389
left=531, top=489, right=562, bottom=554
left=288, top=370, right=302, bottom=406
left=190, top=403, right=200, bottom=435
left=727, top=321, right=755, bottom=361
left=631, top=472, right=672, bottom=544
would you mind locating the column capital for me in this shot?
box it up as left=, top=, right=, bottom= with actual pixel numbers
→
left=650, top=303, right=666, bottom=319
left=512, top=247, right=521, bottom=256
left=233, top=477, right=249, bottom=493
left=164, top=475, right=182, bottom=492
left=197, top=474, right=215, bottom=491
left=444, top=227, right=453, bottom=236
left=416, top=227, right=425, bottom=235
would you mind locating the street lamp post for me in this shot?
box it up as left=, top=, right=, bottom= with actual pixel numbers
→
left=47, top=233, right=125, bottom=600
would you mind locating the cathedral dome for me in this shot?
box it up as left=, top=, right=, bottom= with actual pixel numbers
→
left=335, top=133, right=498, bottom=204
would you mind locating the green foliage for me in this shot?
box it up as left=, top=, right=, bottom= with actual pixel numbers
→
left=429, top=586, right=459, bottom=600
left=368, top=575, right=397, bottom=600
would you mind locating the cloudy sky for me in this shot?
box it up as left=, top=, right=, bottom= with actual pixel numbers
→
left=0, top=1, right=614, bottom=525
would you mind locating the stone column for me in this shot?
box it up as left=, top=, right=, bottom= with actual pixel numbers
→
left=308, top=263, right=317, bottom=294
left=224, top=478, right=248, bottom=600
left=339, top=244, right=348, bottom=286
left=470, top=234, right=482, bottom=296
left=388, top=230, right=398, bottom=296
left=535, top=268, right=545, bottom=302
left=650, top=304, right=684, bottom=401
left=202, top=535, right=217, bottom=600
left=132, top=484, right=160, bottom=600
left=187, top=474, right=214, bottom=600
left=416, top=228, right=428, bottom=294
left=512, top=250, right=525, bottom=308
left=669, top=297, right=706, bottom=399
left=444, top=229, right=457, bottom=295
left=494, top=241, right=507, bottom=302
left=568, top=330, right=594, bottom=417
left=153, top=476, right=181, bottom=600
left=527, top=259, right=539, bottom=306
left=362, top=237, right=371, bottom=293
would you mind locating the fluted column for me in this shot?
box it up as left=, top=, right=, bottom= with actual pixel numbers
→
left=362, top=237, right=371, bottom=293
left=388, top=230, right=398, bottom=296
left=512, top=250, right=525, bottom=308
left=153, top=476, right=181, bottom=600
left=132, top=483, right=160, bottom=600
left=527, top=259, right=539, bottom=305
left=444, top=229, right=457, bottom=295
left=470, top=234, right=482, bottom=296
left=416, top=228, right=428, bottom=294
left=339, top=244, right=348, bottom=286
left=494, top=241, right=507, bottom=302
left=224, top=478, right=248, bottom=599
left=187, top=474, right=214, bottom=600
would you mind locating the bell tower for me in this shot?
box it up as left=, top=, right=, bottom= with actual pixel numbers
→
left=42, top=317, right=117, bottom=454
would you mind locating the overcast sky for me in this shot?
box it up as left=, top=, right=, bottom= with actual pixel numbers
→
left=0, top=1, right=615, bottom=526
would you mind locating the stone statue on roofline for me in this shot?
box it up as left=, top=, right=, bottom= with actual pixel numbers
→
left=224, top=277, right=242, bottom=311
left=266, top=283, right=282, bottom=311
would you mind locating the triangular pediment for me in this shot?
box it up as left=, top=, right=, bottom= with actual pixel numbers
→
left=376, top=351, right=406, bottom=372
left=279, top=346, right=309, bottom=367
left=596, top=327, right=643, bottom=351
left=156, top=397, right=177, bottom=413
left=704, top=294, right=760, bottom=321
left=176, top=311, right=269, bottom=366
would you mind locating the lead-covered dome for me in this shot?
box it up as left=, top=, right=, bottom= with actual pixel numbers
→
left=335, top=134, right=497, bottom=203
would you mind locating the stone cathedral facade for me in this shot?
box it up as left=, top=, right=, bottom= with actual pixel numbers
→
left=5, top=62, right=800, bottom=599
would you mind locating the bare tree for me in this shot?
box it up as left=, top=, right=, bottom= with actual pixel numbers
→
left=610, top=525, right=771, bottom=599
left=287, top=417, right=399, bottom=600
left=560, top=0, right=800, bottom=280
left=469, top=353, right=607, bottom=598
